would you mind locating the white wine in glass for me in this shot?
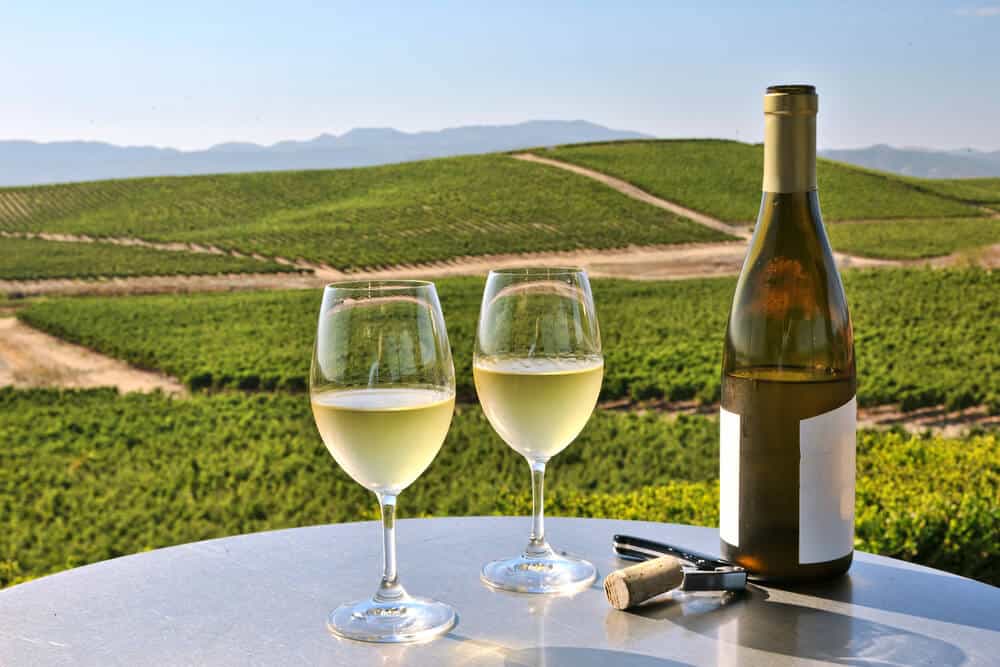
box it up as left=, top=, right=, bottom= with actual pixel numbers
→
left=310, top=280, right=457, bottom=643
left=312, top=387, right=455, bottom=493
left=474, top=267, right=603, bottom=594
left=473, top=357, right=603, bottom=461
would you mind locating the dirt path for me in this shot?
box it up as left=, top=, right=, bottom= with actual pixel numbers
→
left=927, top=241, right=1000, bottom=268
left=600, top=397, right=1000, bottom=437
left=0, top=241, right=757, bottom=297
left=0, top=272, right=328, bottom=297
left=6, top=235, right=996, bottom=298
left=0, top=317, right=185, bottom=394
left=514, top=153, right=917, bottom=271
left=1, top=230, right=238, bottom=256
left=857, top=403, right=1000, bottom=437
left=513, top=152, right=752, bottom=239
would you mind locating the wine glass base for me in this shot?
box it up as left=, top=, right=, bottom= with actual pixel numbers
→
left=327, top=596, right=457, bottom=643
left=481, top=550, right=597, bottom=595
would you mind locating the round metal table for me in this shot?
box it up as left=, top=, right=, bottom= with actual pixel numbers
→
left=1, top=517, right=996, bottom=666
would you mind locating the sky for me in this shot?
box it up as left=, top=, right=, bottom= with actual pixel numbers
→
left=2, top=1, right=999, bottom=151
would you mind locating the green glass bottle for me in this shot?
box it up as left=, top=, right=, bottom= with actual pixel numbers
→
left=720, top=85, right=857, bottom=582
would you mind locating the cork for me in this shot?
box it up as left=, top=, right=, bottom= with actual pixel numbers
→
left=604, top=556, right=685, bottom=610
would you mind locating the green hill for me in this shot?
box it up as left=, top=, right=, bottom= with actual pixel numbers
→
left=2, top=142, right=995, bottom=280
left=0, top=154, right=730, bottom=272
left=541, top=139, right=982, bottom=222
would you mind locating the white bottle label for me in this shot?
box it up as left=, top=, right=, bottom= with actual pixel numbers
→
left=719, top=407, right=741, bottom=547
left=719, top=396, right=856, bottom=562
left=798, top=396, right=856, bottom=563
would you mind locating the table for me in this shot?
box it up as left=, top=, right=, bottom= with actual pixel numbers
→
left=1, top=517, right=997, bottom=666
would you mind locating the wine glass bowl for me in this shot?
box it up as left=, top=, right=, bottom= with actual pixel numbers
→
left=474, top=268, right=603, bottom=594
left=310, top=280, right=457, bottom=642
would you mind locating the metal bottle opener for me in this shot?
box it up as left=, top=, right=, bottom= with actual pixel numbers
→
left=613, top=534, right=747, bottom=592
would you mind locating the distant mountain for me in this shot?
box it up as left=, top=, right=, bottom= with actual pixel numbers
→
left=0, top=121, right=651, bottom=186
left=820, top=144, right=1000, bottom=179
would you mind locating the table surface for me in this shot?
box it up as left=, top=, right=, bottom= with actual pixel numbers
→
left=1, top=517, right=997, bottom=666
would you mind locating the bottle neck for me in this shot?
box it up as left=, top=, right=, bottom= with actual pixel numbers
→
left=762, top=112, right=816, bottom=194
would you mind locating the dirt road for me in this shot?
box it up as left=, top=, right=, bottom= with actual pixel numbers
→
left=513, top=152, right=752, bottom=239
left=0, top=241, right=757, bottom=297
left=0, top=317, right=185, bottom=394
left=600, top=397, right=1000, bottom=437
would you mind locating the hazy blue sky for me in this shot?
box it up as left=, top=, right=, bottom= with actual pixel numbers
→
left=3, top=1, right=998, bottom=150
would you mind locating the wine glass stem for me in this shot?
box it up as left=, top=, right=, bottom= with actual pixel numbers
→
left=374, top=492, right=405, bottom=602
left=525, top=459, right=551, bottom=558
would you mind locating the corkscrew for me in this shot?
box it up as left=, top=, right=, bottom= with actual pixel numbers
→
left=612, top=534, right=747, bottom=592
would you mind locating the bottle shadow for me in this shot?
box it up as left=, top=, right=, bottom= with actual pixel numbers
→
left=772, top=558, right=999, bottom=633
left=445, top=634, right=693, bottom=667
left=608, top=585, right=967, bottom=667
left=502, top=646, right=692, bottom=667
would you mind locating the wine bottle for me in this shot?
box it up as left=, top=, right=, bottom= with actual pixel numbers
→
left=720, top=85, right=857, bottom=582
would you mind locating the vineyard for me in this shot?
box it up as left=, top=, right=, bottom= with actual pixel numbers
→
left=18, top=269, right=1000, bottom=412
left=825, top=218, right=1000, bottom=260
left=1, top=389, right=995, bottom=588
left=2, top=138, right=998, bottom=595
left=0, top=236, right=294, bottom=280
left=0, top=155, right=729, bottom=271
left=541, top=140, right=983, bottom=222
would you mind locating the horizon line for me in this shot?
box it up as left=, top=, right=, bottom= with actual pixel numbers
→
left=2, top=129, right=998, bottom=155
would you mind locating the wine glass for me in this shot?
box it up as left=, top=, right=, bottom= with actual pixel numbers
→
left=474, top=267, right=603, bottom=594
left=310, top=280, right=457, bottom=642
